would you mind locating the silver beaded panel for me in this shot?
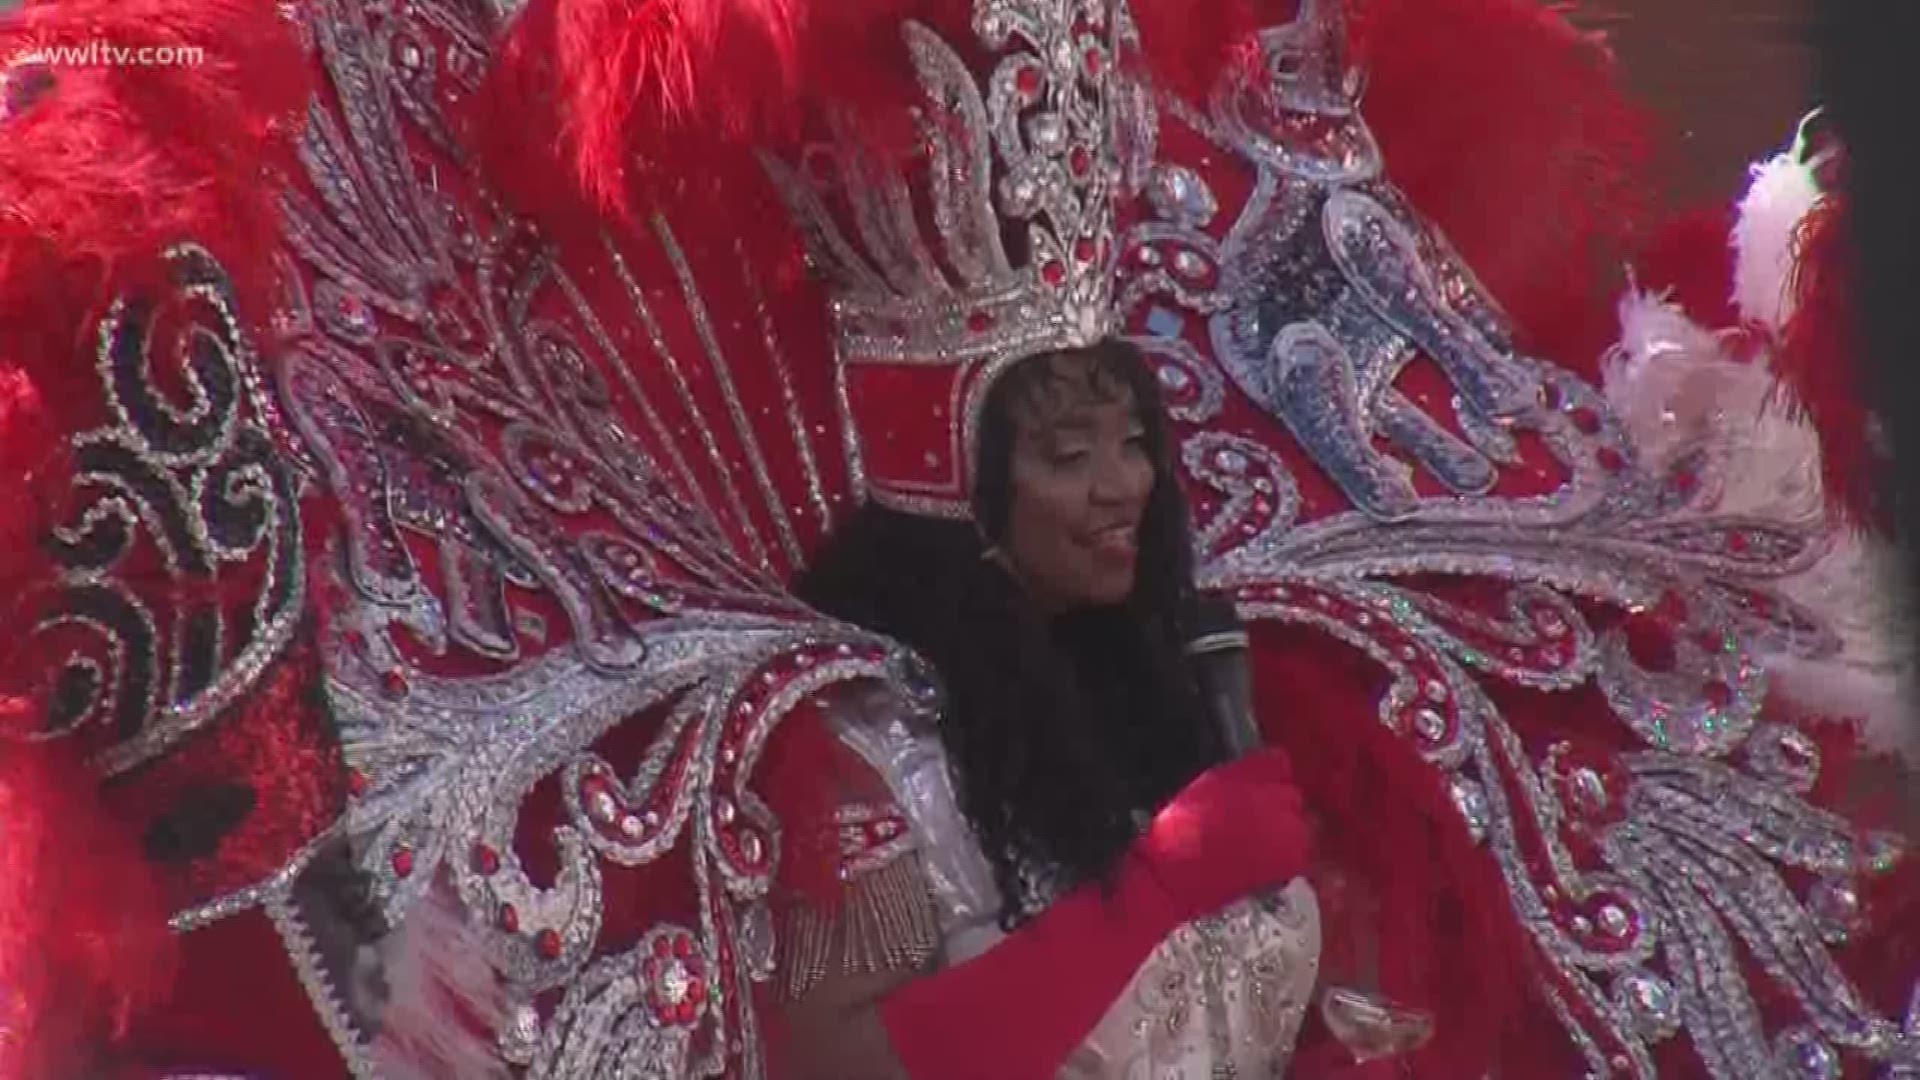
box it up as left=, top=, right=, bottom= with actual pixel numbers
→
left=154, top=0, right=916, bottom=1077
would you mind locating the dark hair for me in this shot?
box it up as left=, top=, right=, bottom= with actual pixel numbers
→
left=796, top=338, right=1225, bottom=924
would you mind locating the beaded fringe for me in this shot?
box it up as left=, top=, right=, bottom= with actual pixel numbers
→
left=778, top=856, right=941, bottom=1001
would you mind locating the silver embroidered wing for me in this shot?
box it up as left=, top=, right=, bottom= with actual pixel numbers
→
left=128, top=0, right=907, bottom=1076
left=1118, top=1, right=1918, bottom=1077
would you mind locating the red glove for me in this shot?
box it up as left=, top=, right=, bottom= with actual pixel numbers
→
left=879, top=748, right=1312, bottom=1080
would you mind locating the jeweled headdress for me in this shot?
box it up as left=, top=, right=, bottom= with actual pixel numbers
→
left=768, top=0, right=1129, bottom=520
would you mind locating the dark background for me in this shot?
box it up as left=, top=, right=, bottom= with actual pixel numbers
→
left=1569, top=0, right=1814, bottom=202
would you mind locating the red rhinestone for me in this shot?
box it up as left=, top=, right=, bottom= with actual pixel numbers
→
left=1570, top=407, right=1601, bottom=434
left=675, top=1000, right=697, bottom=1024
left=966, top=309, right=994, bottom=333
left=1727, top=532, right=1750, bottom=554
left=1041, top=261, right=1067, bottom=286
left=380, top=669, right=409, bottom=699
left=673, top=935, right=695, bottom=958
left=347, top=770, right=369, bottom=797
left=343, top=629, right=368, bottom=653
left=654, top=936, right=674, bottom=958
left=1596, top=447, right=1625, bottom=473
left=1069, top=147, right=1092, bottom=177
left=1073, top=238, right=1097, bottom=263
left=474, top=844, right=500, bottom=875
left=1705, top=681, right=1733, bottom=709
left=499, top=904, right=520, bottom=932
left=536, top=929, right=563, bottom=959
left=1749, top=593, right=1774, bottom=617
left=1671, top=469, right=1698, bottom=495
left=390, top=847, right=414, bottom=878
left=688, top=980, right=708, bottom=1004
left=1083, top=47, right=1104, bottom=76
left=1015, top=66, right=1042, bottom=95
left=1698, top=630, right=1725, bottom=653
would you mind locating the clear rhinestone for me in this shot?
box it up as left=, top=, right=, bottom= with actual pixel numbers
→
left=1598, top=904, right=1630, bottom=938
left=1157, top=363, right=1191, bottom=391
left=588, top=791, right=617, bottom=823
left=1614, top=972, right=1680, bottom=1040
left=1147, top=164, right=1218, bottom=226
left=1807, top=878, right=1862, bottom=942
left=1413, top=709, right=1447, bottom=742
left=620, top=814, right=645, bottom=839
left=1026, top=113, right=1067, bottom=153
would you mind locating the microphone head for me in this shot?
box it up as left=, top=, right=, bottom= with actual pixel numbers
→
left=1185, top=591, right=1249, bottom=658
left=1184, top=592, right=1261, bottom=756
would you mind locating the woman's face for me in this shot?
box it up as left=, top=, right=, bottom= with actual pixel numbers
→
left=1001, top=351, right=1156, bottom=612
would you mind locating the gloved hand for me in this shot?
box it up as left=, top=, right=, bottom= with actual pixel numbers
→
left=1134, top=747, right=1314, bottom=924
left=880, top=747, right=1313, bottom=1080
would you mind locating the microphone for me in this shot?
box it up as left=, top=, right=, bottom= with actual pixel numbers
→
left=1186, top=592, right=1263, bottom=758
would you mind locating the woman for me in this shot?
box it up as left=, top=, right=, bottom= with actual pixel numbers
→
left=754, top=338, right=1323, bottom=1079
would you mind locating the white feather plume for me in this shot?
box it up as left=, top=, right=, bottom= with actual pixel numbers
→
left=1732, top=149, right=1822, bottom=333
left=372, top=883, right=513, bottom=1080
left=1602, top=290, right=1914, bottom=759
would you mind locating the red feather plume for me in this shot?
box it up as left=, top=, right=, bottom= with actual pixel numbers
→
left=1774, top=190, right=1881, bottom=532
left=0, top=0, right=311, bottom=326
left=1353, top=0, right=1653, bottom=374
left=0, top=0, right=310, bottom=1071
left=481, top=0, right=1266, bottom=219
left=480, top=0, right=917, bottom=217
left=0, top=733, right=178, bottom=1079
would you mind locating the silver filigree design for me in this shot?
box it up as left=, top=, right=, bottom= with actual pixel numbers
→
left=28, top=244, right=305, bottom=776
